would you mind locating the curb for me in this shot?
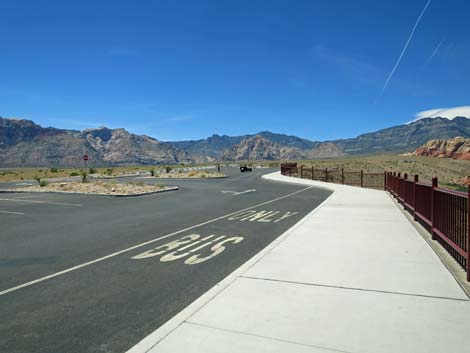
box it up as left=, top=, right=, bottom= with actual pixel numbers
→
left=136, top=176, right=228, bottom=181
left=0, top=187, right=179, bottom=198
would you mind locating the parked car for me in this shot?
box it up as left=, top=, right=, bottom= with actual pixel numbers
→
left=240, top=165, right=252, bottom=172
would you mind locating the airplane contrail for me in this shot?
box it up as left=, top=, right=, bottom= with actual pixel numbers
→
left=421, top=38, right=444, bottom=71
left=377, top=0, right=432, bottom=99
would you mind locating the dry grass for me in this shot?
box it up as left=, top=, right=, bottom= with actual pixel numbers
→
left=0, top=165, right=223, bottom=182
left=293, top=155, right=470, bottom=191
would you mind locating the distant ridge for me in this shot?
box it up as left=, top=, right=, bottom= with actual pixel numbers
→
left=0, top=115, right=469, bottom=167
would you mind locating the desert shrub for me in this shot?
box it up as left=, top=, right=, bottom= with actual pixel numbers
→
left=80, top=170, right=87, bottom=183
left=188, top=171, right=198, bottom=177
left=50, top=167, right=58, bottom=173
left=149, top=167, right=155, bottom=176
left=70, top=172, right=80, bottom=177
left=39, top=180, right=48, bottom=187
left=131, top=181, right=145, bottom=187
left=89, top=167, right=97, bottom=174
left=106, top=168, right=114, bottom=176
left=156, top=183, right=165, bottom=189
left=165, top=166, right=172, bottom=173
left=200, top=173, right=207, bottom=178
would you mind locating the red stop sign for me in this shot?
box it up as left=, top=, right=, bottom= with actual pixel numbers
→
left=83, top=154, right=89, bottom=161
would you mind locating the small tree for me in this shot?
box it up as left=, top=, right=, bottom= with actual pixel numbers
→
left=165, top=166, right=172, bottom=174
left=149, top=167, right=155, bottom=176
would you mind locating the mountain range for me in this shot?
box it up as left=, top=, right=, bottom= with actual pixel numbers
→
left=1, top=115, right=469, bottom=167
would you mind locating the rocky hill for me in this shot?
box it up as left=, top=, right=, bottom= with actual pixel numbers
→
left=1, top=114, right=470, bottom=166
left=220, top=136, right=344, bottom=161
left=171, top=131, right=318, bottom=162
left=172, top=116, right=470, bottom=160
left=220, top=135, right=306, bottom=161
left=0, top=117, right=192, bottom=167
left=331, top=117, right=470, bottom=155
left=405, top=137, right=470, bottom=160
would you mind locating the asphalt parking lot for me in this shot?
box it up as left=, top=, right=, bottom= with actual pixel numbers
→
left=0, top=168, right=331, bottom=353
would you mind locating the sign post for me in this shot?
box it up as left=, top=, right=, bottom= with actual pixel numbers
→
left=83, top=154, right=89, bottom=174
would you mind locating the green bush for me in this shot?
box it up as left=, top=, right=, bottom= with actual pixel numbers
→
left=165, top=166, right=172, bottom=173
left=50, top=167, right=58, bottom=173
left=39, top=180, right=48, bottom=187
left=156, top=183, right=165, bottom=189
left=81, top=170, right=87, bottom=183
left=89, top=167, right=97, bottom=174
left=69, top=172, right=80, bottom=177
left=106, top=168, right=114, bottom=176
left=149, top=167, right=155, bottom=176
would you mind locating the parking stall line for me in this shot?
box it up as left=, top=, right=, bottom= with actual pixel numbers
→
left=12, top=193, right=56, bottom=199
left=0, top=198, right=82, bottom=207
left=0, top=210, right=25, bottom=215
left=0, top=185, right=313, bottom=297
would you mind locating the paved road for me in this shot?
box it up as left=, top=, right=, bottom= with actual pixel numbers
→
left=0, top=168, right=331, bottom=353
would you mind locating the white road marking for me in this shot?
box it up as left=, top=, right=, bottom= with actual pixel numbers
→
left=0, top=198, right=82, bottom=207
left=228, top=209, right=298, bottom=223
left=221, top=189, right=256, bottom=196
left=0, top=185, right=312, bottom=297
left=13, top=193, right=56, bottom=199
left=132, top=233, right=244, bottom=265
left=0, top=210, right=25, bottom=215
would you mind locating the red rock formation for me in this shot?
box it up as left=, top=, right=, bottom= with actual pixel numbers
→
left=407, top=137, right=470, bottom=160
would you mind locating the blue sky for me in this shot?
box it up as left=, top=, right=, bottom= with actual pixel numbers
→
left=1, top=0, right=469, bottom=141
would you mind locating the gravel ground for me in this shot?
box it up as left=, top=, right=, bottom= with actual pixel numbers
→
left=10, top=181, right=173, bottom=196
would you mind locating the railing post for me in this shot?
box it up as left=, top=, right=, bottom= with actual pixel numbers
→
left=342, top=168, right=345, bottom=184
left=360, top=170, right=363, bottom=188
left=311, top=166, right=314, bottom=180
left=467, top=184, right=470, bottom=282
left=431, top=177, right=438, bottom=240
left=325, top=168, right=328, bottom=182
left=403, top=173, right=408, bottom=204
left=413, top=175, right=418, bottom=221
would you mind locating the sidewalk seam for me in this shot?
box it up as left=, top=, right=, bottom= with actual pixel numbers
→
left=241, top=276, right=470, bottom=302
left=183, top=322, right=353, bottom=353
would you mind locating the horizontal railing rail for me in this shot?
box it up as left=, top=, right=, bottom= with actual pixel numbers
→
left=280, top=164, right=385, bottom=189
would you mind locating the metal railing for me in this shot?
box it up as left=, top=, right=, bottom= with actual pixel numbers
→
left=280, top=163, right=386, bottom=189
left=280, top=164, right=470, bottom=281
left=386, top=172, right=470, bottom=281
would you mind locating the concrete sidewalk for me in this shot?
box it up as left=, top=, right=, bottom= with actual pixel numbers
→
left=128, top=171, right=470, bottom=353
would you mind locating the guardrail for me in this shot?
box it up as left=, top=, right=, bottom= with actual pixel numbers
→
left=280, top=163, right=385, bottom=189
left=385, top=172, right=470, bottom=281
left=280, top=164, right=470, bottom=281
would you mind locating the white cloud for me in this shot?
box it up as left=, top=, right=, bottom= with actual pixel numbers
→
left=408, top=105, right=470, bottom=123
